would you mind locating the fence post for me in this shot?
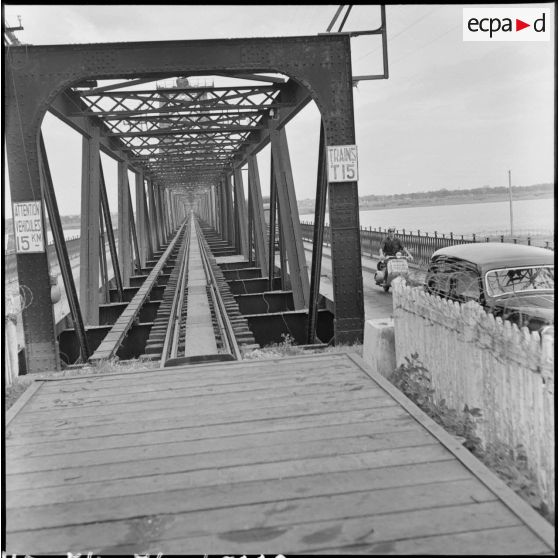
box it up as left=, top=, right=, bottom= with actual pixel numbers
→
left=528, top=236, right=531, bottom=246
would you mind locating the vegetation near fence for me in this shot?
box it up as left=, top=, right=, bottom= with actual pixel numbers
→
left=300, top=223, right=554, bottom=268
left=391, top=279, right=555, bottom=513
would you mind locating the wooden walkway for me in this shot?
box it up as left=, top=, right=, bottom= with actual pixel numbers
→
left=5, top=353, right=554, bottom=554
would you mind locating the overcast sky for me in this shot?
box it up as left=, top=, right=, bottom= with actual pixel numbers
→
left=3, top=3, right=555, bottom=217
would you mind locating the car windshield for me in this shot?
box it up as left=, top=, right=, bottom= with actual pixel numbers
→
left=485, top=265, right=554, bottom=297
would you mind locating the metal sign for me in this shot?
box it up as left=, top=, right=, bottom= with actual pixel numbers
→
left=327, top=144, right=359, bottom=182
left=12, top=201, right=45, bottom=253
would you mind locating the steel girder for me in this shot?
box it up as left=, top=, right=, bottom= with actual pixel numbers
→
left=5, top=35, right=364, bottom=372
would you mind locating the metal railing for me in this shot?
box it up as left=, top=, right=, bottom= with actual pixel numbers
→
left=300, top=222, right=554, bottom=268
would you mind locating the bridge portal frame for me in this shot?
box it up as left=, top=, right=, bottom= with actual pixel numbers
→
left=5, top=34, right=364, bottom=373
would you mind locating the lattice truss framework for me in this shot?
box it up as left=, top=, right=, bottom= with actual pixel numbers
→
left=76, top=80, right=291, bottom=189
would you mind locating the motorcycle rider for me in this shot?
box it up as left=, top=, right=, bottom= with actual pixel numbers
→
left=379, top=227, right=413, bottom=281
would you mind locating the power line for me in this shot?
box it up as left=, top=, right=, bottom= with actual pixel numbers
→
left=389, top=23, right=460, bottom=67
left=356, top=6, right=438, bottom=63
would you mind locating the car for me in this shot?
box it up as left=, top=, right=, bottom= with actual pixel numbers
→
left=425, top=243, right=554, bottom=331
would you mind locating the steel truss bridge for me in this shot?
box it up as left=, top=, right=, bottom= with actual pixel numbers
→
left=5, top=8, right=389, bottom=374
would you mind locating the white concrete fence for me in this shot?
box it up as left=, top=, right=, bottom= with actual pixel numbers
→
left=365, top=278, right=554, bottom=513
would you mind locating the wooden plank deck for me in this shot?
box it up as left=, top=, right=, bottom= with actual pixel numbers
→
left=5, top=353, right=554, bottom=554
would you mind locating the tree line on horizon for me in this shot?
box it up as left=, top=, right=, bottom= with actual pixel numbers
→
left=358, top=182, right=552, bottom=204
left=4, top=183, right=552, bottom=228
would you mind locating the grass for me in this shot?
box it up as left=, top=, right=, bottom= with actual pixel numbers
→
left=390, top=353, right=554, bottom=526
left=242, top=334, right=363, bottom=360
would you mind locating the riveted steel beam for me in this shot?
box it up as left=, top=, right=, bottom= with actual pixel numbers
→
left=270, top=125, right=310, bottom=309
left=47, top=90, right=146, bottom=173
left=40, top=135, right=90, bottom=362
left=108, top=125, right=263, bottom=137
left=307, top=121, right=328, bottom=344
left=5, top=34, right=364, bottom=371
left=135, top=171, right=147, bottom=268
left=232, top=166, right=249, bottom=257
left=247, top=155, right=268, bottom=275
left=79, top=126, right=101, bottom=325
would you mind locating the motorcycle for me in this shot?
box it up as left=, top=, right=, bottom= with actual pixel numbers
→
left=374, top=252, right=410, bottom=292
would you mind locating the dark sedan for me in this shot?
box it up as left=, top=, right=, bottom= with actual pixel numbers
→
left=425, top=243, right=554, bottom=331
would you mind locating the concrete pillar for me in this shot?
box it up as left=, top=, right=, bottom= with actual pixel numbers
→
left=363, top=318, right=396, bottom=379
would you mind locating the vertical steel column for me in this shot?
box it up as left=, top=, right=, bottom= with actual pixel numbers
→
left=118, top=160, right=132, bottom=287
left=277, top=202, right=289, bottom=290
left=99, top=205, right=109, bottom=304
left=127, top=180, right=142, bottom=275
left=248, top=155, right=269, bottom=275
left=39, top=135, right=90, bottom=363
left=142, top=184, right=154, bottom=260
left=270, top=126, right=310, bottom=309
left=166, top=190, right=174, bottom=232
left=147, top=180, right=160, bottom=251
left=219, top=179, right=228, bottom=240
left=209, top=185, right=218, bottom=232
left=99, top=162, right=123, bottom=301
left=135, top=171, right=147, bottom=268
left=5, top=79, right=58, bottom=372
left=233, top=166, right=249, bottom=257
left=268, top=152, right=278, bottom=290
left=248, top=180, right=253, bottom=264
left=214, top=185, right=221, bottom=235
left=159, top=186, right=169, bottom=243
left=224, top=173, right=235, bottom=246
left=154, top=184, right=164, bottom=246
left=163, top=187, right=170, bottom=242
left=168, top=190, right=176, bottom=232
left=307, top=122, right=327, bottom=343
left=79, top=126, right=101, bottom=325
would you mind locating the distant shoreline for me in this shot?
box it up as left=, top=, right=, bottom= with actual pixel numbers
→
left=358, top=193, right=553, bottom=212
left=299, top=193, right=553, bottom=215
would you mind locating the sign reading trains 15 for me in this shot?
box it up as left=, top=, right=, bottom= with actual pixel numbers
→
left=327, top=144, right=359, bottom=182
left=12, top=201, right=45, bottom=253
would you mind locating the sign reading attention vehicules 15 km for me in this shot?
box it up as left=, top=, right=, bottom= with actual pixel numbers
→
left=12, top=201, right=45, bottom=253
left=327, top=145, right=359, bottom=183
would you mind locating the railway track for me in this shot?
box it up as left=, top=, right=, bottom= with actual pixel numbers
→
left=88, top=213, right=258, bottom=367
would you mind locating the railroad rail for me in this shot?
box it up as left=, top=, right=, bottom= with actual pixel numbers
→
left=89, top=213, right=256, bottom=367
left=159, top=215, right=242, bottom=367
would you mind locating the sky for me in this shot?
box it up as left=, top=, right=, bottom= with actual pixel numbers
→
left=3, top=3, right=555, bottom=217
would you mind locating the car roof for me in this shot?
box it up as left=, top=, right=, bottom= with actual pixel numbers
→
left=431, top=242, right=554, bottom=270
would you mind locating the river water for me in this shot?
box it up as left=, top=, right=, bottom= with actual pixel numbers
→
left=301, top=198, right=554, bottom=239
left=5, top=198, right=554, bottom=250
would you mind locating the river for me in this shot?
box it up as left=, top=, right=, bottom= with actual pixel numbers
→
left=301, top=198, right=554, bottom=239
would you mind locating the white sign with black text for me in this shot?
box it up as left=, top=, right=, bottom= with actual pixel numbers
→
left=327, top=144, right=359, bottom=183
left=12, top=201, right=45, bottom=253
